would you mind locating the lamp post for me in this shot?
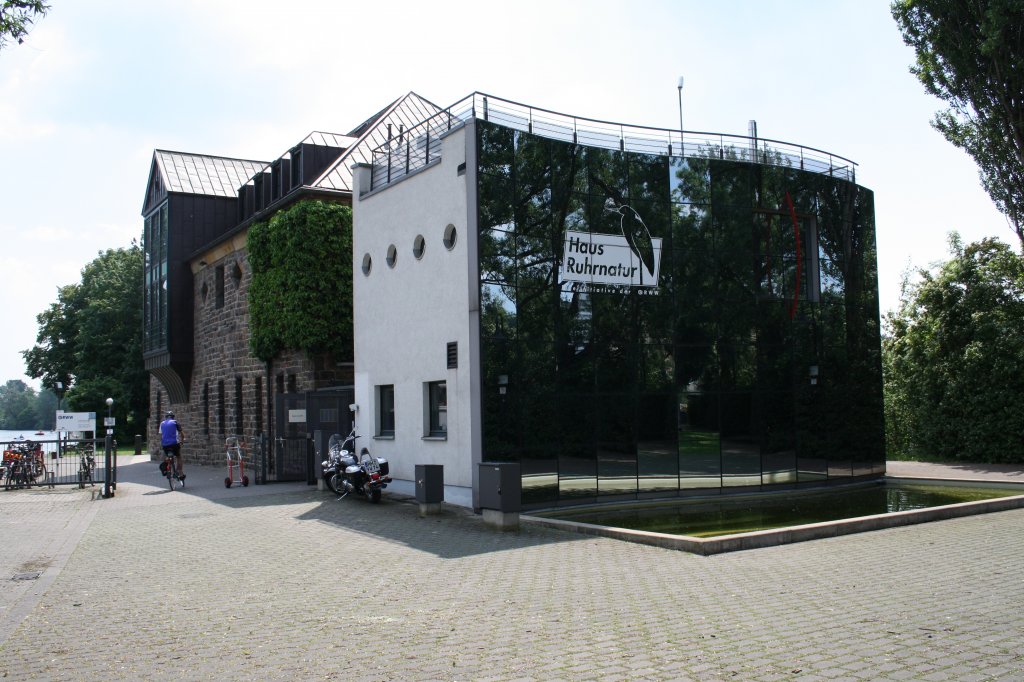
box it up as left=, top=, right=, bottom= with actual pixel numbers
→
left=677, top=76, right=685, bottom=157
left=54, top=381, right=65, bottom=458
left=103, top=397, right=114, bottom=498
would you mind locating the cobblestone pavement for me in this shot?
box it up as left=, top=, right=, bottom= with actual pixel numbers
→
left=0, top=460, right=1022, bottom=681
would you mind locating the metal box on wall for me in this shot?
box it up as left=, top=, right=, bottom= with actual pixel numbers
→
left=415, top=464, right=444, bottom=504
left=478, top=462, right=521, bottom=512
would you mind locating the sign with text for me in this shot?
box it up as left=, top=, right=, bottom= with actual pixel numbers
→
left=288, top=409, right=307, bottom=423
left=559, top=203, right=663, bottom=294
left=55, top=411, right=96, bottom=433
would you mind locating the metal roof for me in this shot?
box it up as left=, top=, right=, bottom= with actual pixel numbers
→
left=313, top=93, right=445, bottom=193
left=299, top=131, right=358, bottom=149
left=154, top=151, right=267, bottom=198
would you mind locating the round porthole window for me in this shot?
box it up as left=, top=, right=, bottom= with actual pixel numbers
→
left=386, top=244, right=397, bottom=268
left=361, top=253, right=372, bottom=276
left=413, top=234, right=425, bottom=260
left=443, top=224, right=457, bottom=250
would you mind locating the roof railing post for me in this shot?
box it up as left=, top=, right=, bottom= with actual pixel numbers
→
left=406, top=138, right=411, bottom=175
left=483, top=96, right=489, bottom=122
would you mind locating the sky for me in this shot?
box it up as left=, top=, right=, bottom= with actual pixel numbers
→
left=0, top=0, right=1011, bottom=391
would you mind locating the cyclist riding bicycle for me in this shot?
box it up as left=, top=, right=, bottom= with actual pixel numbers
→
left=160, top=411, right=186, bottom=483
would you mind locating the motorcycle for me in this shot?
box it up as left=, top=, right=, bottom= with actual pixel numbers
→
left=321, top=427, right=391, bottom=503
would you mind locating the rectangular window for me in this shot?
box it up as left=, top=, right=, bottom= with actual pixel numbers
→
left=215, top=265, right=225, bottom=309
left=427, top=381, right=447, bottom=437
left=203, top=383, right=210, bottom=436
left=254, top=377, right=263, bottom=434
left=235, top=376, right=243, bottom=436
left=377, top=385, right=395, bottom=437
left=218, top=380, right=225, bottom=435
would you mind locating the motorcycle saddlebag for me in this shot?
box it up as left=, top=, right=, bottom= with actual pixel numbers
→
left=377, top=458, right=389, bottom=476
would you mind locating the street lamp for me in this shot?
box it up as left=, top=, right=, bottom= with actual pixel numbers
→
left=677, top=76, right=685, bottom=157
left=105, top=397, right=113, bottom=435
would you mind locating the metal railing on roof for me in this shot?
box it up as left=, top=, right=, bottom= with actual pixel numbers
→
left=369, top=92, right=858, bottom=191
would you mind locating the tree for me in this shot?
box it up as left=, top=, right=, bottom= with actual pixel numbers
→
left=892, top=0, right=1024, bottom=246
left=23, top=244, right=147, bottom=442
left=883, top=234, right=1024, bottom=462
left=0, top=1, right=49, bottom=50
left=0, top=379, right=39, bottom=429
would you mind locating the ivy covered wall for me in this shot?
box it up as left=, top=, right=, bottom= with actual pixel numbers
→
left=247, top=200, right=353, bottom=363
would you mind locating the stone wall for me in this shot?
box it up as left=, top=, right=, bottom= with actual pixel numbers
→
left=148, top=234, right=353, bottom=468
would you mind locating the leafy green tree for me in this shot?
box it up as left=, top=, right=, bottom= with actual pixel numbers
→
left=0, top=379, right=39, bottom=429
left=892, top=0, right=1024, bottom=245
left=23, top=244, right=147, bottom=441
left=0, top=1, right=49, bottom=50
left=884, top=235, right=1024, bottom=462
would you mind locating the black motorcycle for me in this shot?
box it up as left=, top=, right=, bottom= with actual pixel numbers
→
left=322, top=427, right=391, bottom=503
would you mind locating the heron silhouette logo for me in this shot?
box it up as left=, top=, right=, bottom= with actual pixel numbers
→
left=559, top=199, right=662, bottom=291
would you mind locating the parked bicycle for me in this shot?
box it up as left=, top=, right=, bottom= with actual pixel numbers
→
left=75, top=442, right=96, bottom=488
left=3, top=441, right=45, bottom=490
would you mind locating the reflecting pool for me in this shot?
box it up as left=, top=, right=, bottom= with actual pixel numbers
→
left=536, top=482, right=1023, bottom=537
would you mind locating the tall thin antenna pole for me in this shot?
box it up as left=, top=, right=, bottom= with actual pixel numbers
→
left=677, top=76, right=685, bottom=157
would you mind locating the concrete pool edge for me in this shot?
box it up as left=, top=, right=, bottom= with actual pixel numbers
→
left=520, top=478, right=1024, bottom=555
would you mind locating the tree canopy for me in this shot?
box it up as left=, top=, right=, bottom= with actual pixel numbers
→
left=884, top=235, right=1024, bottom=462
left=22, top=244, right=147, bottom=441
left=0, top=1, right=49, bottom=50
left=0, top=380, right=39, bottom=429
left=892, top=0, right=1024, bottom=246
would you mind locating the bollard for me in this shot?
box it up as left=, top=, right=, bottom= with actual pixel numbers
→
left=134, top=435, right=142, bottom=456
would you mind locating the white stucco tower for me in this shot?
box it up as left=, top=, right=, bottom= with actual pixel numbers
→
left=350, top=120, right=481, bottom=507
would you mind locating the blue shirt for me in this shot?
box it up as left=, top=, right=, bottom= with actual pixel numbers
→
left=160, top=419, right=181, bottom=446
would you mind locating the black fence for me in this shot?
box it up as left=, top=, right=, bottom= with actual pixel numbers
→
left=2, top=438, right=114, bottom=491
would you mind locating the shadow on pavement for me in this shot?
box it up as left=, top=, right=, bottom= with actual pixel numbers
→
left=113, top=456, right=582, bottom=560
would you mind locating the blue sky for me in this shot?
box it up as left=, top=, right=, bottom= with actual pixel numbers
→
left=0, top=0, right=1009, bottom=390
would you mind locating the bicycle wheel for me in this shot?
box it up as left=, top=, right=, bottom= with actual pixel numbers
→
left=166, top=467, right=176, bottom=491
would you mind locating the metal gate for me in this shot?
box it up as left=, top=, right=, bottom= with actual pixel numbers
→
left=270, top=387, right=354, bottom=483
left=2, top=438, right=115, bottom=492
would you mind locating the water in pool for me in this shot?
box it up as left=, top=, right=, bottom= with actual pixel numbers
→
left=538, top=482, right=1022, bottom=537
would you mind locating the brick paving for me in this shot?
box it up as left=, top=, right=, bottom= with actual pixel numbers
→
left=0, top=459, right=1022, bottom=680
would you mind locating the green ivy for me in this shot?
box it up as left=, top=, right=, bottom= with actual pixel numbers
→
left=247, top=200, right=353, bottom=362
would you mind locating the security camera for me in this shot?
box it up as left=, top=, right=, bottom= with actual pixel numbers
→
left=349, top=403, right=358, bottom=413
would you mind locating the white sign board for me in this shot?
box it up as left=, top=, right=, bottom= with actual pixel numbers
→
left=560, top=232, right=662, bottom=292
left=56, top=411, right=96, bottom=433
left=288, top=409, right=307, bottom=423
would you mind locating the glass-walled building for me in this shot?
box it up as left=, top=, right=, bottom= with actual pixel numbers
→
left=352, top=93, right=884, bottom=510
left=475, top=120, right=883, bottom=508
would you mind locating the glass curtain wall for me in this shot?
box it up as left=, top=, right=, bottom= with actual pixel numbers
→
left=477, top=121, right=884, bottom=508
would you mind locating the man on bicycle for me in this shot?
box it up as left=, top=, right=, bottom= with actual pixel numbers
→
left=160, top=411, right=186, bottom=482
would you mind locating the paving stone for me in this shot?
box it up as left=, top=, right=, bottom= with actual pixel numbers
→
left=1, top=459, right=1024, bottom=680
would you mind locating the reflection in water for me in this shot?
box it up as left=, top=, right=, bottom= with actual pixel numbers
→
left=542, top=483, right=1022, bottom=537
